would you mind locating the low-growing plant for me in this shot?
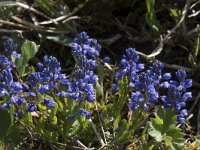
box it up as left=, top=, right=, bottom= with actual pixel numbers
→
left=0, top=32, right=193, bottom=149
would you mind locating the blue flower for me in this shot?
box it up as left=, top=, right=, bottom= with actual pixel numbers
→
left=72, top=32, right=101, bottom=69
left=0, top=103, right=11, bottom=109
left=43, top=55, right=61, bottom=74
left=175, top=69, right=192, bottom=92
left=163, top=73, right=171, bottom=80
left=29, top=55, right=66, bottom=95
left=115, top=48, right=144, bottom=84
left=161, top=69, right=192, bottom=123
left=0, top=55, right=10, bottom=68
left=28, top=72, right=41, bottom=87
left=78, top=108, right=91, bottom=119
left=0, top=69, right=23, bottom=99
left=27, top=103, right=35, bottom=112
left=4, top=38, right=17, bottom=55
left=14, top=111, right=23, bottom=119
left=103, top=57, right=111, bottom=63
left=44, top=98, right=55, bottom=108
left=66, top=69, right=97, bottom=103
left=38, top=85, right=49, bottom=94
left=129, top=91, right=144, bottom=110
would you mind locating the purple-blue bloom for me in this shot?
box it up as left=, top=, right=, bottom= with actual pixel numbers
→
left=115, top=48, right=144, bottom=86
left=27, top=103, right=35, bottom=112
left=44, top=98, right=55, bottom=108
left=114, top=48, right=192, bottom=124
left=66, top=69, right=97, bottom=103
left=4, top=38, right=17, bottom=55
left=72, top=32, right=101, bottom=69
left=29, top=55, right=66, bottom=94
left=14, top=111, right=23, bottom=120
left=161, top=69, right=192, bottom=123
left=78, top=108, right=91, bottom=119
left=0, top=103, right=11, bottom=109
left=60, top=32, right=99, bottom=105
left=0, top=55, right=10, bottom=68
left=103, top=57, right=111, bottom=63
left=130, top=61, right=164, bottom=110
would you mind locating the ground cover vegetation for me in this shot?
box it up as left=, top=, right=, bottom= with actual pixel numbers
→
left=0, top=0, right=200, bottom=149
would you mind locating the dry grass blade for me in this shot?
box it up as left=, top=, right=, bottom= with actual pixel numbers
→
left=0, top=1, right=50, bottom=19
left=11, top=16, right=44, bottom=29
left=0, top=19, right=30, bottom=29
left=38, top=0, right=90, bottom=25
left=0, top=29, right=23, bottom=33
left=0, top=18, right=73, bottom=34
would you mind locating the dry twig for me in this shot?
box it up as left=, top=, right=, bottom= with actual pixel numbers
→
left=0, top=1, right=50, bottom=19
left=38, top=0, right=90, bottom=25
left=147, top=0, right=192, bottom=58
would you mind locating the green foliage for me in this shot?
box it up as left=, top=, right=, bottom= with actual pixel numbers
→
left=0, top=0, right=199, bottom=149
left=0, top=110, right=13, bottom=139
left=170, top=8, right=182, bottom=21
left=148, top=107, right=185, bottom=149
left=189, top=24, right=200, bottom=67
left=145, top=0, right=160, bottom=32
left=36, top=0, right=59, bottom=17
left=21, top=40, right=39, bottom=64
left=12, top=40, right=39, bottom=77
left=6, top=126, right=21, bottom=146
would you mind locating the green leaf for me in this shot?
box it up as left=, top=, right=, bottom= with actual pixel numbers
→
left=38, top=102, right=47, bottom=111
left=51, top=116, right=57, bottom=125
left=21, top=40, right=39, bottom=64
left=0, top=141, right=3, bottom=149
left=170, top=9, right=179, bottom=17
left=46, top=35, right=73, bottom=46
left=6, top=126, right=21, bottom=146
left=50, top=103, right=58, bottom=117
left=142, top=140, right=156, bottom=150
left=149, top=121, right=163, bottom=142
left=54, top=97, right=63, bottom=111
left=78, top=116, right=88, bottom=129
left=36, top=0, right=58, bottom=17
left=0, top=110, right=12, bottom=139
left=195, top=24, right=200, bottom=57
left=188, top=53, right=196, bottom=67
left=148, top=107, right=184, bottom=149
left=13, top=40, right=39, bottom=77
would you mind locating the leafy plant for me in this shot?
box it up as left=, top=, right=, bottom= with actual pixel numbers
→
left=0, top=32, right=194, bottom=149
left=145, top=0, right=160, bottom=32
left=149, top=107, right=185, bottom=150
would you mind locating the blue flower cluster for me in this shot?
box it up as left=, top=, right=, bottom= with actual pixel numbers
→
left=61, top=32, right=100, bottom=117
left=59, top=32, right=99, bottom=105
left=72, top=32, right=101, bottom=70
left=0, top=39, right=20, bottom=69
left=0, top=33, right=193, bottom=124
left=0, top=68, right=24, bottom=108
left=0, top=39, right=66, bottom=118
left=27, top=55, right=67, bottom=111
left=0, top=33, right=98, bottom=120
left=0, top=39, right=24, bottom=119
left=161, top=69, right=192, bottom=123
left=115, top=48, right=192, bottom=123
left=29, top=55, right=65, bottom=95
